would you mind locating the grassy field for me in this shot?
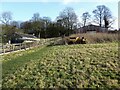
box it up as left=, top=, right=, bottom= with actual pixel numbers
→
left=1, top=42, right=119, bottom=88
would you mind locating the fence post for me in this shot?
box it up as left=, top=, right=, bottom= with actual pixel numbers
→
left=3, top=45, right=5, bottom=53
left=4, top=49, right=5, bottom=53
left=12, top=45, right=15, bottom=51
left=28, top=43, right=30, bottom=49
left=9, top=44, right=11, bottom=52
left=20, top=43, right=22, bottom=50
left=25, top=43, right=26, bottom=50
left=32, top=42, right=35, bottom=47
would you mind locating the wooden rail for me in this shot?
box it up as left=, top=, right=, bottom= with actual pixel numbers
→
left=0, top=37, right=62, bottom=54
left=1, top=41, right=40, bottom=54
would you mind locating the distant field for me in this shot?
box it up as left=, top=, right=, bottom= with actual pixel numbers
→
left=2, top=42, right=119, bottom=88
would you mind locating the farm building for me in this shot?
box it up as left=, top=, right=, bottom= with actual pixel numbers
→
left=77, top=24, right=108, bottom=33
left=10, top=32, right=40, bottom=43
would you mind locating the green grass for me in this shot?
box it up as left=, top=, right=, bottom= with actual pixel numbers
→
left=2, top=42, right=120, bottom=88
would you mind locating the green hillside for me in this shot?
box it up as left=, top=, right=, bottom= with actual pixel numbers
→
left=2, top=43, right=119, bottom=88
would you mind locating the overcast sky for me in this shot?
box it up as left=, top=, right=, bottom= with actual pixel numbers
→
left=0, top=0, right=119, bottom=29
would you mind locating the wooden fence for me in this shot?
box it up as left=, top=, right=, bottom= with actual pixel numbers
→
left=1, top=41, right=40, bottom=54
left=0, top=37, right=63, bottom=54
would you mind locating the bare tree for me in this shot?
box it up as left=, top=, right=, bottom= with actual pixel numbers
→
left=93, top=5, right=113, bottom=28
left=103, top=7, right=114, bottom=29
left=31, top=13, right=42, bottom=38
left=0, top=11, right=12, bottom=25
left=82, top=12, right=91, bottom=26
left=10, top=21, right=19, bottom=28
left=31, top=13, right=40, bottom=21
left=42, top=17, right=51, bottom=38
left=57, top=7, right=78, bottom=35
left=42, top=16, right=51, bottom=29
left=93, top=5, right=104, bottom=27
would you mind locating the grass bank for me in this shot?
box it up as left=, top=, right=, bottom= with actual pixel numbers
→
left=2, top=42, right=119, bottom=88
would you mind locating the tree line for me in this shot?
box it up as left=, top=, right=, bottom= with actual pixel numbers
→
left=0, top=5, right=114, bottom=43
